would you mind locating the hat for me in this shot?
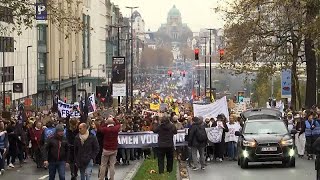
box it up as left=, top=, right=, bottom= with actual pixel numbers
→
left=198, top=116, right=204, bottom=122
left=287, top=112, right=293, bottom=116
left=55, top=124, right=64, bottom=132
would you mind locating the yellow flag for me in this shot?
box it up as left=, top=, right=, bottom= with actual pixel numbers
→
left=150, top=103, right=160, bottom=111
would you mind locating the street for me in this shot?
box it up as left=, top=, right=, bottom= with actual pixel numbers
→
left=189, top=158, right=316, bottom=180
left=1, top=160, right=138, bottom=180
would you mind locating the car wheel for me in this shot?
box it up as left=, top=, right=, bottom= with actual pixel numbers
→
left=289, top=158, right=295, bottom=168
left=282, top=158, right=295, bottom=168
left=240, top=158, right=248, bottom=169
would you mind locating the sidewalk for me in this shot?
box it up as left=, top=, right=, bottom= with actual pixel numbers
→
left=1, top=159, right=142, bottom=180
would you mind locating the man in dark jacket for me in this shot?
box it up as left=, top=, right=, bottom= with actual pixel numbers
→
left=153, top=116, right=177, bottom=174
left=188, top=116, right=207, bottom=170
left=43, top=124, right=69, bottom=180
left=74, top=123, right=99, bottom=180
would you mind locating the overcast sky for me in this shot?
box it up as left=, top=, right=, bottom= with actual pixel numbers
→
left=116, top=0, right=226, bottom=32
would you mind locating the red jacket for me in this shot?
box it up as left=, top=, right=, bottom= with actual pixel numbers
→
left=29, top=127, right=44, bottom=149
left=99, top=119, right=121, bottom=151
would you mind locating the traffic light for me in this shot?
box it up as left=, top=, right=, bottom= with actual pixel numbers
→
left=219, top=49, right=225, bottom=61
left=194, top=48, right=199, bottom=60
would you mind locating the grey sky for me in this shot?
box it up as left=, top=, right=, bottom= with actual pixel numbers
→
left=116, top=0, right=225, bottom=32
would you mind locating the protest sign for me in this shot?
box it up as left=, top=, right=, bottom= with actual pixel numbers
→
left=118, top=127, right=222, bottom=148
left=193, top=96, right=229, bottom=120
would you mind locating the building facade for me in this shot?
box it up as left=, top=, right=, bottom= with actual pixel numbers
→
left=157, top=5, right=193, bottom=45
left=0, top=3, right=37, bottom=109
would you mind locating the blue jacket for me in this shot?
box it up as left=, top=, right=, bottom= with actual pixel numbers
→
left=0, top=132, right=8, bottom=149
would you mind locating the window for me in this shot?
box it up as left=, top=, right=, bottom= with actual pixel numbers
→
left=0, top=66, right=14, bottom=82
left=0, top=37, right=14, bottom=52
left=0, top=6, right=13, bottom=24
left=38, top=53, right=46, bottom=75
left=244, top=121, right=288, bottom=135
left=37, top=25, right=47, bottom=45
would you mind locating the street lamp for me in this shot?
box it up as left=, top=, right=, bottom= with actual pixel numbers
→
left=126, top=6, right=138, bottom=111
left=58, top=57, right=62, bottom=98
left=207, top=28, right=215, bottom=102
left=201, top=37, right=208, bottom=97
left=26, top=45, right=32, bottom=98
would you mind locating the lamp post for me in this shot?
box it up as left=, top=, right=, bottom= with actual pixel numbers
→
left=26, top=46, right=32, bottom=98
left=126, top=6, right=138, bottom=111
left=58, top=58, right=62, bottom=98
left=109, top=23, right=129, bottom=114
left=207, top=28, right=215, bottom=102
left=201, top=37, right=208, bottom=97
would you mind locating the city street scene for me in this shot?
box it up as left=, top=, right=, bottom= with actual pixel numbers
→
left=1, top=0, right=320, bottom=180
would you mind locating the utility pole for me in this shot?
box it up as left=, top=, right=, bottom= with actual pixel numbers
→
left=2, top=38, right=5, bottom=112
left=207, top=28, right=215, bottom=102
left=201, top=37, right=208, bottom=97
left=126, top=6, right=138, bottom=111
left=109, top=23, right=128, bottom=114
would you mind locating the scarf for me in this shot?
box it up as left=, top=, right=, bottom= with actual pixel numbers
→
left=79, top=130, right=89, bottom=145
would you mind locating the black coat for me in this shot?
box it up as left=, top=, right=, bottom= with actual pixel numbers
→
left=188, top=121, right=207, bottom=148
left=43, top=135, right=69, bottom=162
left=74, top=133, right=99, bottom=169
left=153, top=121, right=177, bottom=148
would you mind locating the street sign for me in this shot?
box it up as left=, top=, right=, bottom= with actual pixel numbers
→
left=112, top=57, right=126, bottom=83
left=281, top=69, right=292, bottom=98
left=112, top=84, right=126, bottom=97
left=36, top=3, right=48, bottom=24
left=13, top=83, right=23, bottom=93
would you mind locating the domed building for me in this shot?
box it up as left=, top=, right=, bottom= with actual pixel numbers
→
left=156, top=5, right=193, bottom=45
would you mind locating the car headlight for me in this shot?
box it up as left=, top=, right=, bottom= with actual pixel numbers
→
left=243, top=140, right=256, bottom=147
left=281, top=139, right=293, bottom=146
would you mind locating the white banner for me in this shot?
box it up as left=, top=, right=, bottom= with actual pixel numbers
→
left=205, top=127, right=223, bottom=143
left=88, top=94, right=96, bottom=112
left=193, top=96, right=229, bottom=120
left=57, top=101, right=81, bottom=118
left=112, top=83, right=126, bottom=96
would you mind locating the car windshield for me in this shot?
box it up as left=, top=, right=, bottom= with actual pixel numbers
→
left=244, top=120, right=288, bottom=135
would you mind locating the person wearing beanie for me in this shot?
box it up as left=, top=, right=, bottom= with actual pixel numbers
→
left=42, top=124, right=69, bottom=180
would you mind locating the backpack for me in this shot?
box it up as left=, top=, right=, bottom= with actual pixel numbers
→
left=196, top=126, right=208, bottom=142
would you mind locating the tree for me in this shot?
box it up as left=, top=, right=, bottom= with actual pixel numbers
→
left=219, top=0, right=307, bottom=110
left=180, top=45, right=194, bottom=60
left=140, top=47, right=174, bottom=69
left=0, top=0, right=84, bottom=36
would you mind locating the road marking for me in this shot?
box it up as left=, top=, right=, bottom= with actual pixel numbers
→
left=38, top=175, right=49, bottom=179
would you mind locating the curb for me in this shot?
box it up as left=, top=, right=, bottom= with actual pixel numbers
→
left=176, top=161, right=181, bottom=180
left=123, top=160, right=143, bottom=180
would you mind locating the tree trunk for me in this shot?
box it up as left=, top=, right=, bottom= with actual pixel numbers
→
left=291, top=61, right=297, bottom=110
left=305, top=1, right=318, bottom=108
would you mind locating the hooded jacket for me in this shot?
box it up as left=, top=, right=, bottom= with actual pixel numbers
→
left=153, top=120, right=177, bottom=148
left=188, top=119, right=207, bottom=147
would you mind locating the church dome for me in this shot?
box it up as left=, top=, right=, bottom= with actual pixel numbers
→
left=168, top=5, right=181, bottom=17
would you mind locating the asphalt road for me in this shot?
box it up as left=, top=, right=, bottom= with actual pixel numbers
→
left=1, top=160, right=138, bottom=180
left=189, top=158, right=316, bottom=180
